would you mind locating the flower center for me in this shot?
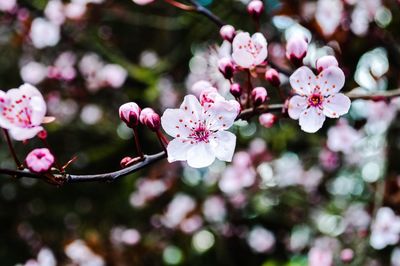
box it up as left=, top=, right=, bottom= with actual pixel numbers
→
left=190, top=124, right=210, bottom=143
left=308, top=93, right=323, bottom=107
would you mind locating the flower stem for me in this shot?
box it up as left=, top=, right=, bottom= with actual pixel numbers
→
left=163, top=0, right=195, bottom=11
left=246, top=70, right=253, bottom=108
left=133, top=128, right=144, bottom=159
left=156, top=130, right=169, bottom=154
left=2, top=129, right=23, bottom=170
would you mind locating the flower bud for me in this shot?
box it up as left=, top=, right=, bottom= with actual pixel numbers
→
left=230, top=83, right=242, bottom=98
left=259, top=113, right=277, bottom=128
left=316, top=55, right=339, bottom=73
left=119, top=102, right=141, bottom=128
left=37, top=129, right=48, bottom=139
left=120, top=156, right=133, bottom=168
left=219, top=25, right=236, bottom=42
left=247, top=0, right=264, bottom=19
left=25, top=148, right=54, bottom=173
left=218, top=57, right=234, bottom=79
left=340, top=249, right=354, bottom=263
left=140, top=108, right=161, bottom=131
left=251, top=87, right=267, bottom=106
left=265, top=68, right=280, bottom=87
left=286, top=35, right=308, bottom=65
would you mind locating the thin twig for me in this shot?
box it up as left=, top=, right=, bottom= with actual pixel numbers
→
left=187, top=0, right=225, bottom=27
left=2, top=129, right=22, bottom=169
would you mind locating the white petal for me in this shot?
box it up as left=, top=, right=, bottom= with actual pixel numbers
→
left=232, top=32, right=251, bottom=51
left=288, top=95, right=307, bottom=120
left=166, top=138, right=190, bottom=163
left=161, top=109, right=191, bottom=138
left=9, top=126, right=43, bottom=141
left=232, top=50, right=254, bottom=68
left=299, top=107, right=326, bottom=133
left=317, top=66, right=345, bottom=95
left=211, top=131, right=236, bottom=162
left=186, top=142, right=215, bottom=168
left=206, top=100, right=238, bottom=131
left=322, top=93, right=351, bottom=118
left=179, top=95, right=204, bottom=122
left=289, top=66, right=316, bottom=95
left=29, top=95, right=47, bottom=125
left=252, top=33, right=268, bottom=65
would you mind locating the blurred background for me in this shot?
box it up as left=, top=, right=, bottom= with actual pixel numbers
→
left=1, top=0, right=400, bottom=265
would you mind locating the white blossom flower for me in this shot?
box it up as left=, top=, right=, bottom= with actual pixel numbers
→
left=161, top=95, right=238, bottom=168
left=288, top=66, right=350, bottom=133
left=232, top=32, right=268, bottom=68
left=315, top=0, right=343, bottom=36
left=29, top=18, right=60, bottom=49
left=327, top=119, right=362, bottom=154
left=0, top=84, right=47, bottom=141
left=370, top=207, right=400, bottom=250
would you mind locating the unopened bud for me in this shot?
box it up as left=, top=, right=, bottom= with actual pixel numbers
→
left=259, top=113, right=277, bottom=128
left=218, top=57, right=234, bottom=79
left=251, top=87, right=267, bottom=106
left=140, top=108, right=161, bottom=131
left=247, top=0, right=264, bottom=19
left=230, top=83, right=242, bottom=97
left=219, top=25, right=236, bottom=42
left=37, top=130, right=48, bottom=139
left=119, top=102, right=141, bottom=128
left=120, top=156, right=133, bottom=168
left=286, top=35, right=308, bottom=65
left=340, top=249, right=354, bottom=264
left=265, top=68, right=280, bottom=87
left=316, top=55, right=339, bottom=73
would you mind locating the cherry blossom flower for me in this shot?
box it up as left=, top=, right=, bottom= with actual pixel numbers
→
left=315, top=0, right=343, bottom=36
left=20, top=61, right=48, bottom=85
left=232, top=32, right=268, bottom=68
left=247, top=226, right=275, bottom=253
left=0, top=0, right=16, bottom=12
left=370, top=207, right=400, bottom=250
left=0, top=84, right=47, bottom=141
left=161, top=95, right=238, bottom=168
left=29, top=18, right=60, bottom=49
left=288, top=66, right=350, bottom=133
left=327, top=119, right=362, bottom=154
left=25, top=148, right=54, bottom=173
left=308, top=246, right=333, bottom=266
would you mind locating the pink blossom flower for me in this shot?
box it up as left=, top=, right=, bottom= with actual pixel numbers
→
left=370, top=207, right=400, bottom=250
left=25, top=148, right=54, bottom=173
left=232, top=32, right=268, bottom=68
left=247, top=226, right=275, bottom=253
left=0, top=84, right=47, bottom=141
left=161, top=95, right=237, bottom=168
left=98, top=64, right=127, bottom=88
left=29, top=18, right=60, bottom=49
left=20, top=61, right=48, bottom=85
left=44, top=0, right=65, bottom=25
left=259, top=113, right=276, bottom=128
left=315, top=0, right=343, bottom=36
left=0, top=0, right=16, bottom=12
left=308, top=247, right=333, bottom=266
left=288, top=66, right=350, bottom=133
left=327, top=119, right=362, bottom=154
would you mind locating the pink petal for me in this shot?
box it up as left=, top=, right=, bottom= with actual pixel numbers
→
left=317, top=66, right=345, bottom=95
left=232, top=50, right=254, bottom=68
left=299, top=107, right=326, bottom=133
left=322, top=93, right=351, bottom=118
left=289, top=66, right=316, bottom=96
left=211, top=131, right=236, bottom=162
left=288, top=95, right=307, bottom=120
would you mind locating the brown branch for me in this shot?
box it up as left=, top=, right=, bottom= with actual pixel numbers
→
left=346, top=88, right=400, bottom=100
left=186, top=0, right=225, bottom=27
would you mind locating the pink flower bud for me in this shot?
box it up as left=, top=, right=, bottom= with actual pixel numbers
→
left=37, top=130, right=48, bottom=139
left=218, top=57, right=234, bottom=79
left=286, top=36, right=308, bottom=65
left=230, top=83, right=242, bottom=97
left=259, top=113, right=277, bottom=128
left=140, top=108, right=161, bottom=131
left=340, top=249, right=354, bottom=263
left=219, top=25, right=236, bottom=42
left=251, top=87, right=267, bottom=106
left=247, top=0, right=264, bottom=19
left=316, top=55, right=339, bottom=73
left=265, top=68, right=280, bottom=87
left=120, top=156, right=133, bottom=168
left=119, top=102, right=141, bottom=128
left=25, top=148, right=54, bottom=173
